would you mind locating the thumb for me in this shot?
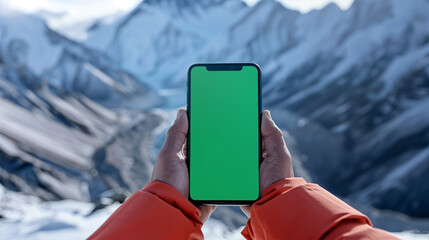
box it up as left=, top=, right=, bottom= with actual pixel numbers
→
left=198, top=205, right=216, bottom=224
left=261, top=110, right=287, bottom=156
left=160, top=108, right=188, bottom=154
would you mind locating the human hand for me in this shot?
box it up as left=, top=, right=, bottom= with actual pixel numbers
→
left=151, top=108, right=216, bottom=224
left=240, top=110, right=294, bottom=218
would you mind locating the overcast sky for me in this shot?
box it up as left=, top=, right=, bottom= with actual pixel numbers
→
left=0, top=0, right=354, bottom=40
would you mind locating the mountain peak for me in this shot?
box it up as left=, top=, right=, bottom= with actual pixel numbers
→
left=321, top=2, right=341, bottom=13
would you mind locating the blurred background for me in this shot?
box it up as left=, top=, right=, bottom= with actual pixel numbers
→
left=0, top=0, right=428, bottom=239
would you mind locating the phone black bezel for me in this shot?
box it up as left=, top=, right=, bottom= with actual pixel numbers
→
left=186, top=63, right=262, bottom=205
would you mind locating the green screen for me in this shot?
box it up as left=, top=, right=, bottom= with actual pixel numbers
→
left=189, top=65, right=259, bottom=201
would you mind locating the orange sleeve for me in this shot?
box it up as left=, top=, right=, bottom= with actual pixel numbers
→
left=88, top=181, right=203, bottom=240
left=241, top=178, right=399, bottom=240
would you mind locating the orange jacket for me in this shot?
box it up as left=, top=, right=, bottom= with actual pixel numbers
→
left=88, top=178, right=398, bottom=240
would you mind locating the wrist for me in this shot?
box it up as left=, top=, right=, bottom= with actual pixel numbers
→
left=152, top=178, right=188, bottom=198
left=143, top=181, right=202, bottom=224
left=262, top=177, right=306, bottom=197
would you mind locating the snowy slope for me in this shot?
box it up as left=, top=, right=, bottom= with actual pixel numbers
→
left=0, top=8, right=63, bottom=75
left=0, top=70, right=167, bottom=202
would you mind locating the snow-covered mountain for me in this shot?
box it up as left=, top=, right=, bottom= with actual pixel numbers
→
left=0, top=6, right=166, bottom=203
left=82, top=0, right=429, bottom=220
left=85, top=0, right=248, bottom=90
left=1, top=0, right=429, bottom=235
left=262, top=0, right=429, bottom=219
left=0, top=6, right=164, bottom=107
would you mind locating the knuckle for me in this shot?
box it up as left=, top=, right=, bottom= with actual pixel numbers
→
left=265, top=127, right=284, bottom=141
left=281, top=151, right=292, bottom=162
left=158, top=148, right=177, bottom=159
left=167, top=122, right=187, bottom=137
left=275, top=127, right=283, bottom=137
left=167, top=124, right=177, bottom=136
left=286, top=151, right=292, bottom=160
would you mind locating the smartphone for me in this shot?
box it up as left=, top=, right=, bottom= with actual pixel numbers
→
left=187, top=63, right=261, bottom=205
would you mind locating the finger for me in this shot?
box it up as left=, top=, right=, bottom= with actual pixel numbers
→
left=240, top=206, right=251, bottom=218
left=198, top=205, right=216, bottom=224
left=261, top=110, right=288, bottom=156
left=160, top=108, right=188, bottom=154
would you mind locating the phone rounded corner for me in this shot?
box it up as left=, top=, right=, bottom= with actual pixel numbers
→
left=188, top=63, right=201, bottom=74
left=188, top=190, right=198, bottom=203
left=247, top=63, right=261, bottom=73
left=252, top=190, right=261, bottom=202
left=256, top=193, right=262, bottom=202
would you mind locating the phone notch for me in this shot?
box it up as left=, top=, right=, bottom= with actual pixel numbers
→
left=206, top=64, right=243, bottom=71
